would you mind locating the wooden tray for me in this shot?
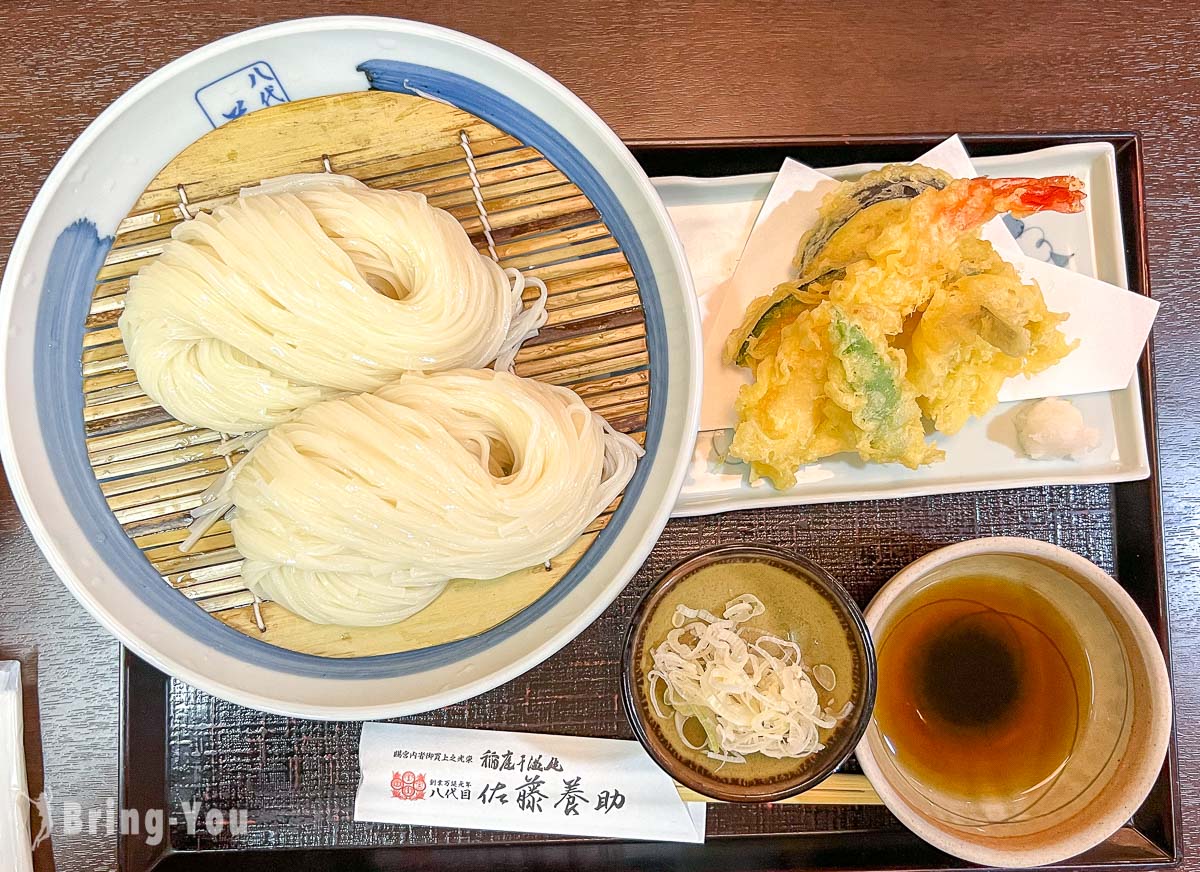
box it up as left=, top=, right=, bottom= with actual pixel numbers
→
left=117, top=133, right=1178, bottom=872
left=85, top=90, right=647, bottom=658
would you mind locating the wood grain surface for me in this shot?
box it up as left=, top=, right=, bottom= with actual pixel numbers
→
left=1, top=1, right=1198, bottom=869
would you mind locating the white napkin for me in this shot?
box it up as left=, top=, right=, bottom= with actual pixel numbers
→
left=698, top=136, right=1159, bottom=431
left=665, top=199, right=761, bottom=301
left=0, top=662, right=33, bottom=872
left=355, top=722, right=706, bottom=843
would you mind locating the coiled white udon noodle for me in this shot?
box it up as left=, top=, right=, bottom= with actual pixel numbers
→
left=192, top=369, right=643, bottom=626
left=119, top=173, right=547, bottom=433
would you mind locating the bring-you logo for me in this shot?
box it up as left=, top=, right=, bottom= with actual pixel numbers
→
left=14, top=789, right=250, bottom=848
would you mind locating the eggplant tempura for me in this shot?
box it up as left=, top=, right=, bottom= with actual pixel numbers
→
left=724, top=165, right=1084, bottom=488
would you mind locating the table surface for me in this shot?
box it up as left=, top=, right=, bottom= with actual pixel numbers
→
left=2, top=2, right=1198, bottom=869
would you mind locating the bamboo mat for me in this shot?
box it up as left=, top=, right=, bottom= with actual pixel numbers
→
left=83, top=90, right=650, bottom=657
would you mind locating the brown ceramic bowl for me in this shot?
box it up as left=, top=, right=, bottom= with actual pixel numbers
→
left=620, top=543, right=876, bottom=802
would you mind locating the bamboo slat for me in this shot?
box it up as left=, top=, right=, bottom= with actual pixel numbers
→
left=84, top=90, right=652, bottom=659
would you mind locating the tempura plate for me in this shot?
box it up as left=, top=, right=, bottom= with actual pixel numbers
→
left=654, top=143, right=1151, bottom=517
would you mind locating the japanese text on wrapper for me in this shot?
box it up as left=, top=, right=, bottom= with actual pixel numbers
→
left=389, top=745, right=627, bottom=817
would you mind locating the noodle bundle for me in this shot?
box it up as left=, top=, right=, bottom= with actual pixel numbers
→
left=119, top=174, right=546, bottom=433
left=195, top=369, right=642, bottom=626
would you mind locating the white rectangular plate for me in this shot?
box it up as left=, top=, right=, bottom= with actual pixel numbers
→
left=654, top=143, right=1151, bottom=517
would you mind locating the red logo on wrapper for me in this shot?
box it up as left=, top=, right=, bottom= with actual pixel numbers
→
left=390, top=770, right=427, bottom=800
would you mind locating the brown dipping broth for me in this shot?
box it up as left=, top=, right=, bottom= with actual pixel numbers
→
left=874, top=574, right=1093, bottom=802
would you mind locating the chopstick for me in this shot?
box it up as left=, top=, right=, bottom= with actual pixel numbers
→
left=675, top=773, right=882, bottom=805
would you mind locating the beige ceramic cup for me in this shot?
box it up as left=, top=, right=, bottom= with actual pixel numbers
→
left=856, top=537, right=1172, bottom=867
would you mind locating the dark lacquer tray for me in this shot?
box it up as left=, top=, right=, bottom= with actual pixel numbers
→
left=118, top=133, right=1178, bottom=871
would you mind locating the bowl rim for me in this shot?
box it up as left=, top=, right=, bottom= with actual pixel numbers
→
left=0, top=15, right=702, bottom=719
left=620, top=542, right=877, bottom=803
left=855, top=536, right=1173, bottom=867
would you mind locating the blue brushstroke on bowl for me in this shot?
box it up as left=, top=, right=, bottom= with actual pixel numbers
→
left=31, top=61, right=667, bottom=679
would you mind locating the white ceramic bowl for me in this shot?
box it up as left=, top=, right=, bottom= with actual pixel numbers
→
left=856, top=537, right=1172, bottom=867
left=0, top=17, right=700, bottom=719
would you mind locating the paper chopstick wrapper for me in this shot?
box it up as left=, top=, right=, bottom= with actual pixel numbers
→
left=355, top=722, right=706, bottom=843
left=0, top=662, right=33, bottom=872
left=697, top=136, right=1159, bottom=431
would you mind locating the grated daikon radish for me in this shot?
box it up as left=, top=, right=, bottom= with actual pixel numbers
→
left=646, top=594, right=847, bottom=764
